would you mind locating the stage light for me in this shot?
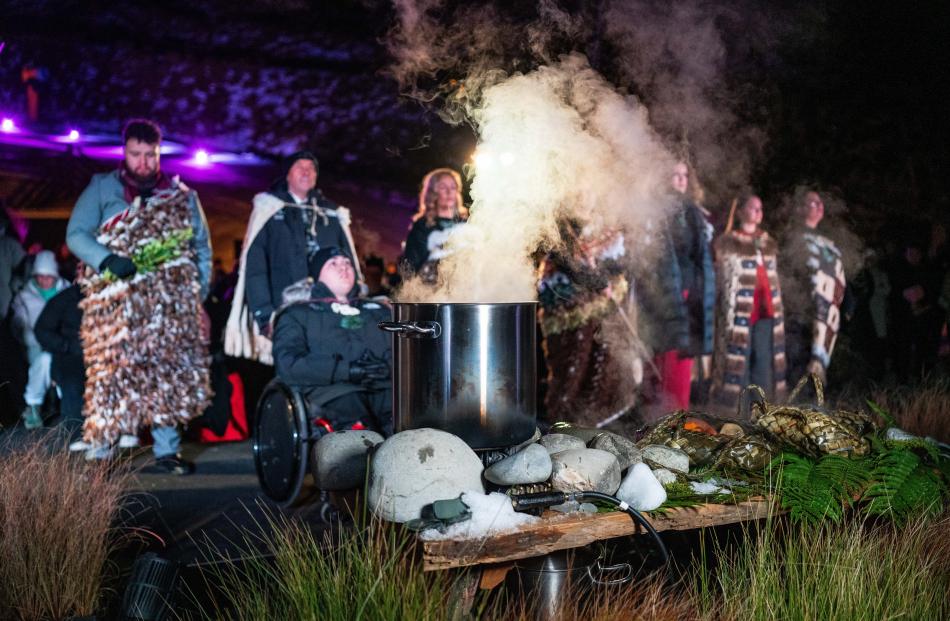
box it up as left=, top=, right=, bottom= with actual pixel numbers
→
left=194, top=149, right=210, bottom=165
left=67, top=129, right=80, bottom=141
left=472, top=149, right=493, bottom=168
left=1, top=118, right=15, bottom=133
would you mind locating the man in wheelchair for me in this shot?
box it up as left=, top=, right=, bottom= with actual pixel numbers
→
left=272, top=246, right=393, bottom=436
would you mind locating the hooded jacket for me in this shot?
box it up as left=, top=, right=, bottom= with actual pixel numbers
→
left=11, top=276, right=68, bottom=355
left=272, top=279, right=391, bottom=405
left=33, top=284, right=84, bottom=384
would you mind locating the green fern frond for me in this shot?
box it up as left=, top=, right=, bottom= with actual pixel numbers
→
left=884, top=437, right=941, bottom=463
left=863, top=448, right=946, bottom=523
left=770, top=452, right=875, bottom=525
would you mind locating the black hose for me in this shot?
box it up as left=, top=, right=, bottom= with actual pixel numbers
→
left=509, top=490, right=671, bottom=575
left=574, top=491, right=670, bottom=571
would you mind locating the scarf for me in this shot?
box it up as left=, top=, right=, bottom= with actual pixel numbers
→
left=119, top=164, right=173, bottom=205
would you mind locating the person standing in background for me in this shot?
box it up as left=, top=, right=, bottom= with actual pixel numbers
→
left=645, top=160, right=715, bottom=412
left=401, top=168, right=468, bottom=283
left=67, top=118, right=211, bottom=472
left=709, top=195, right=787, bottom=410
left=11, top=250, right=66, bottom=428
left=779, top=190, right=847, bottom=386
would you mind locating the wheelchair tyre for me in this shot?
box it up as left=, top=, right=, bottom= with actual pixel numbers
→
left=253, top=379, right=311, bottom=507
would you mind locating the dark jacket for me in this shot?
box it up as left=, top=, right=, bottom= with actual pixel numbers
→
left=635, top=197, right=715, bottom=356
left=33, top=284, right=84, bottom=384
left=273, top=281, right=391, bottom=405
left=245, top=188, right=355, bottom=329
left=402, top=217, right=464, bottom=273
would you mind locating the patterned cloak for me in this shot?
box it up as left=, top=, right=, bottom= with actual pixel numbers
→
left=710, top=229, right=787, bottom=406
left=78, top=189, right=211, bottom=443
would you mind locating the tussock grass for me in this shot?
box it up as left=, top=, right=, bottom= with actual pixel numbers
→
left=502, top=574, right=699, bottom=621
left=195, top=516, right=459, bottom=621
left=693, top=514, right=950, bottom=620
left=0, top=436, right=129, bottom=620
left=866, top=377, right=950, bottom=442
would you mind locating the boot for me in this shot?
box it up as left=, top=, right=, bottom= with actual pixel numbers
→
left=21, top=405, right=43, bottom=430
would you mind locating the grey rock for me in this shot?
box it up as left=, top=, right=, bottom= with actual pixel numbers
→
left=539, top=433, right=587, bottom=454
left=550, top=448, right=621, bottom=495
left=885, top=427, right=918, bottom=442
left=368, top=429, right=484, bottom=523
left=589, top=431, right=642, bottom=471
left=313, top=430, right=385, bottom=490
left=641, top=445, right=690, bottom=474
left=551, top=425, right=603, bottom=443
left=651, top=468, right=678, bottom=486
left=485, top=443, right=553, bottom=485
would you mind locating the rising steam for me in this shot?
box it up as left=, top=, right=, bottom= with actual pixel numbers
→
left=388, top=1, right=784, bottom=303
left=397, top=53, right=673, bottom=302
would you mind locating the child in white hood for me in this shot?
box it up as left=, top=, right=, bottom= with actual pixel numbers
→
left=11, top=250, right=66, bottom=428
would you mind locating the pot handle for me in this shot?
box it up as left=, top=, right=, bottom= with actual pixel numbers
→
left=586, top=560, right=633, bottom=586
left=377, top=320, right=442, bottom=339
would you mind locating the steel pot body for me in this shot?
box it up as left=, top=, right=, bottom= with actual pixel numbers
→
left=379, top=302, right=537, bottom=449
left=508, top=548, right=634, bottom=620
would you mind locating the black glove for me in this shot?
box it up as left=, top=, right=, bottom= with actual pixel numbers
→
left=349, top=350, right=391, bottom=385
left=99, top=254, right=136, bottom=279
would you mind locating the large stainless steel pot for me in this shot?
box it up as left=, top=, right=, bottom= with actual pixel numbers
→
left=379, top=302, right=537, bottom=449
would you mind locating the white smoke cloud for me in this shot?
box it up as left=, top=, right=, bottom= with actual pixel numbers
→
left=397, top=53, right=673, bottom=302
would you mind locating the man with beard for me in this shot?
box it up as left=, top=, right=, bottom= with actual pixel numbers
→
left=66, top=118, right=211, bottom=473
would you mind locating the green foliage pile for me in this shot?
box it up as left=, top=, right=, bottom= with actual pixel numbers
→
left=769, top=402, right=948, bottom=525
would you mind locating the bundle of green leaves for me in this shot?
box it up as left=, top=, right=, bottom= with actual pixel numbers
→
left=102, top=227, right=193, bottom=281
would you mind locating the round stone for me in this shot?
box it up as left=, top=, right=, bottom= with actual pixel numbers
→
left=588, top=431, right=642, bottom=471
left=539, top=433, right=587, bottom=454
left=368, top=428, right=484, bottom=523
left=550, top=448, right=621, bottom=495
left=313, top=429, right=385, bottom=490
left=485, top=443, right=553, bottom=485
left=616, top=463, right=667, bottom=511
left=641, top=444, right=690, bottom=474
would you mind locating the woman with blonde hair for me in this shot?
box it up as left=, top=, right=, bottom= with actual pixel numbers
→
left=402, top=168, right=468, bottom=282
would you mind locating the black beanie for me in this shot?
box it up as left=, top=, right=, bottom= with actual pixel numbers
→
left=309, top=246, right=346, bottom=279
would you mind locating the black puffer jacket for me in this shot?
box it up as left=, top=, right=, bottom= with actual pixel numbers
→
left=273, top=281, right=391, bottom=402
left=33, top=284, right=84, bottom=384
left=245, top=187, right=355, bottom=329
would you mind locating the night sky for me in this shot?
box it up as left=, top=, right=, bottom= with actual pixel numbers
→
left=1, top=0, right=948, bottom=253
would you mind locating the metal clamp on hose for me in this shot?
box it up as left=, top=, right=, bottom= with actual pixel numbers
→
left=377, top=320, right=442, bottom=339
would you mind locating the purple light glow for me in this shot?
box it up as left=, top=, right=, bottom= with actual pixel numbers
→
left=194, top=149, right=210, bottom=166
left=1, top=118, right=15, bottom=133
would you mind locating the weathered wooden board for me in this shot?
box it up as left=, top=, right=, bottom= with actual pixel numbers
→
left=422, top=497, right=778, bottom=571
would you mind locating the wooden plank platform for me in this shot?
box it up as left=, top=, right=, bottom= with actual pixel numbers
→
left=422, top=497, right=779, bottom=571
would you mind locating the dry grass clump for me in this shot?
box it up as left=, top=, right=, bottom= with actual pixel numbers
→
left=196, top=516, right=458, bottom=621
left=693, top=514, right=950, bottom=621
left=0, top=437, right=129, bottom=620
left=867, top=377, right=950, bottom=442
left=502, top=573, right=699, bottom=621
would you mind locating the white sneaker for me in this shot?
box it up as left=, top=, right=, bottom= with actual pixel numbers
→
left=68, top=439, right=92, bottom=452
left=84, top=444, right=115, bottom=461
left=118, top=434, right=140, bottom=448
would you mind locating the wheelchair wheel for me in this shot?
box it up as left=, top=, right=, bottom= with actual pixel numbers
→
left=253, top=379, right=311, bottom=507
